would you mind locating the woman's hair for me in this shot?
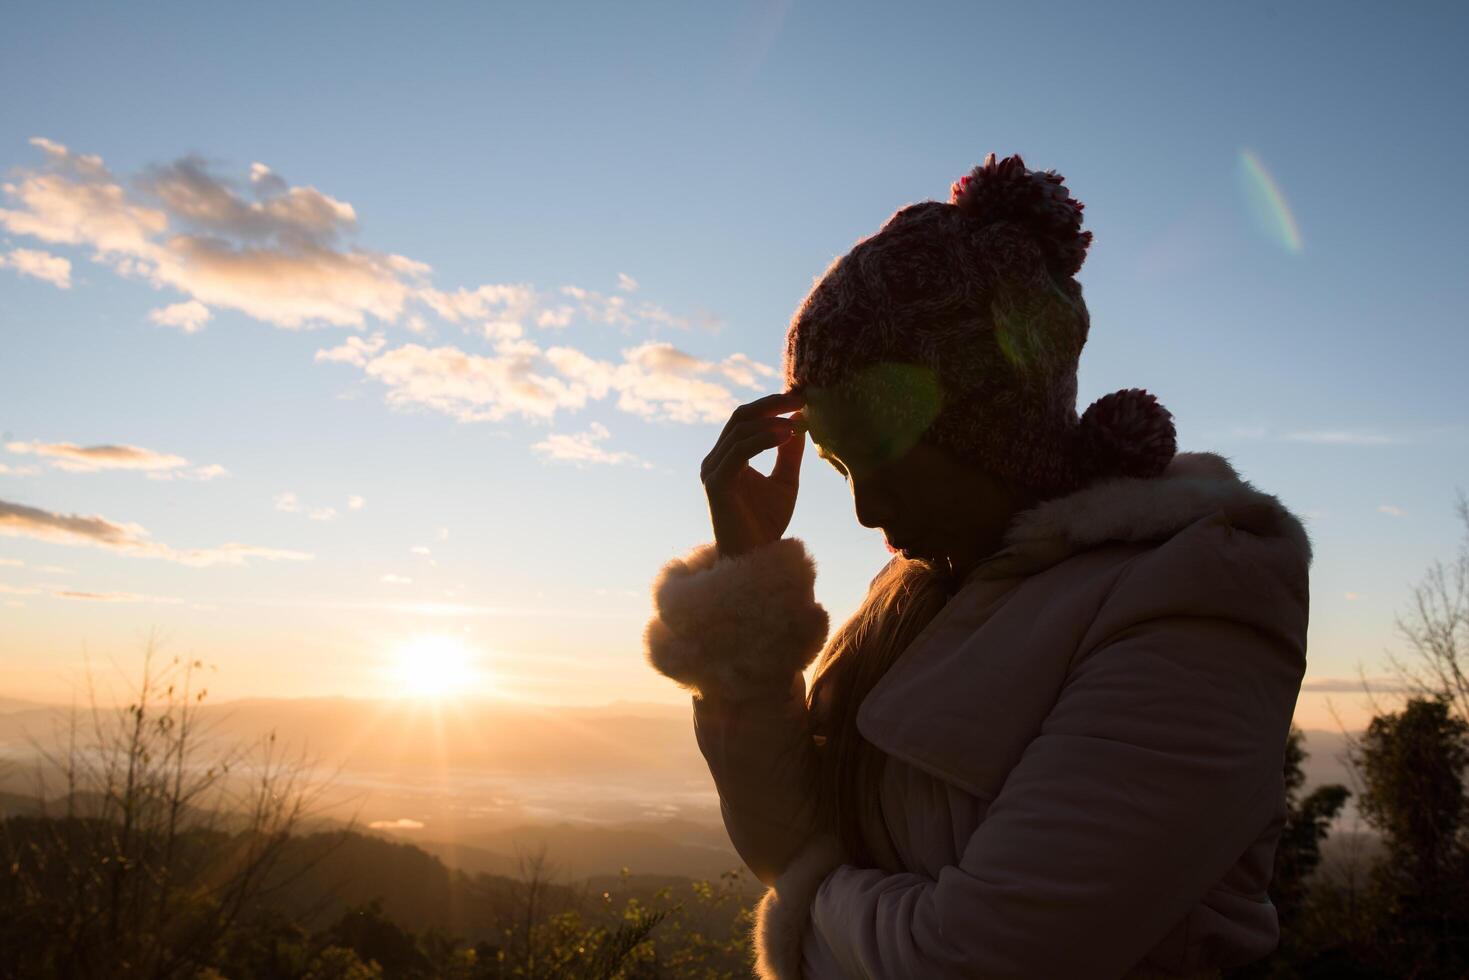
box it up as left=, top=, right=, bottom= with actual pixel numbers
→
left=808, top=554, right=957, bottom=865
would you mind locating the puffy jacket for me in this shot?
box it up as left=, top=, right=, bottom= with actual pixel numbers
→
left=644, top=452, right=1311, bottom=979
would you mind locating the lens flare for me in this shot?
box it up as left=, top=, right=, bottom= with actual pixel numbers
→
left=1237, top=149, right=1303, bottom=254
left=804, top=362, right=943, bottom=474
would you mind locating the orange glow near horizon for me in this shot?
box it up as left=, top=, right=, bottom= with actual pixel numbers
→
left=388, top=634, right=488, bottom=700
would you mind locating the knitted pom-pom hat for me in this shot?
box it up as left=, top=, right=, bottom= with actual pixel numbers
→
left=784, top=153, right=1175, bottom=496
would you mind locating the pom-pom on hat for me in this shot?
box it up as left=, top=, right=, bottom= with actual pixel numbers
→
left=784, top=152, right=1175, bottom=495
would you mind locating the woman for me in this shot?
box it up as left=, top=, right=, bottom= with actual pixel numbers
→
left=643, top=154, right=1310, bottom=979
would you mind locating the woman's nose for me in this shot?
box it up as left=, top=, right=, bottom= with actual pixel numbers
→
left=852, top=477, right=897, bottom=530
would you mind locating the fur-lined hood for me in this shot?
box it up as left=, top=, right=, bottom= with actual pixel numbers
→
left=970, top=450, right=1312, bottom=581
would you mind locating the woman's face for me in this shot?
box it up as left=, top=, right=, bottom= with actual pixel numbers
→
left=803, top=370, right=1034, bottom=575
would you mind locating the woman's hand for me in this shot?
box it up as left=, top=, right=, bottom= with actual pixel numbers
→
left=701, top=390, right=807, bottom=558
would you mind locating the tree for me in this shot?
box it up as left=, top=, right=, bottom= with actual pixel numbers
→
left=1387, top=492, right=1469, bottom=726
left=319, top=901, right=429, bottom=978
left=1272, top=725, right=1352, bottom=932
left=1353, top=696, right=1469, bottom=976
left=0, top=646, right=340, bottom=979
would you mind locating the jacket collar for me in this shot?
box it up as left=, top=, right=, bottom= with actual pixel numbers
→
left=855, top=451, right=1312, bottom=797
left=965, top=451, right=1313, bottom=582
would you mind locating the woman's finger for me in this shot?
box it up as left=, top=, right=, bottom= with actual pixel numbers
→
left=710, top=429, right=792, bottom=486
left=707, top=391, right=806, bottom=465
left=703, top=417, right=796, bottom=485
left=768, top=410, right=806, bottom=488
left=729, top=390, right=805, bottom=425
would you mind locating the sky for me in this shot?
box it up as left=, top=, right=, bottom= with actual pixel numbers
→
left=1, top=1, right=1466, bottom=730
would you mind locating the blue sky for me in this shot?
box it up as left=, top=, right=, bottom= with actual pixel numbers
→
left=2, top=1, right=1466, bottom=725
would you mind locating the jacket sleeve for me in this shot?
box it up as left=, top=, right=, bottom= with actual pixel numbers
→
left=643, top=537, right=831, bottom=886
left=798, top=535, right=1308, bottom=979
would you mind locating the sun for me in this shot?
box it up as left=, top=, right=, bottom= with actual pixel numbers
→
left=390, top=635, right=482, bottom=699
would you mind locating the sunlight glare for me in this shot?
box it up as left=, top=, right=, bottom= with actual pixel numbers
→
left=391, top=635, right=483, bottom=699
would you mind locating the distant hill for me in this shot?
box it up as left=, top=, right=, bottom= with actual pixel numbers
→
left=0, top=697, right=1359, bottom=789
left=0, top=790, right=42, bottom=817
left=1294, top=728, right=1368, bottom=828
left=1313, top=829, right=1389, bottom=885
left=0, top=696, right=701, bottom=776
left=401, top=817, right=742, bottom=880
left=0, top=696, right=50, bottom=715
left=0, top=698, right=1373, bottom=882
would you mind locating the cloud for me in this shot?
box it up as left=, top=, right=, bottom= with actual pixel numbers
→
left=0, top=498, right=146, bottom=548
left=178, top=464, right=228, bottom=482
left=323, top=334, right=776, bottom=427
left=1378, top=504, right=1406, bottom=517
left=558, top=284, right=632, bottom=328
left=249, top=162, right=288, bottom=197
left=0, top=138, right=167, bottom=254
left=11, top=140, right=719, bottom=340
left=410, top=546, right=431, bottom=556
left=381, top=574, right=412, bottom=585
left=0, top=584, right=41, bottom=595
left=0, top=558, right=22, bottom=566
left=6, top=140, right=735, bottom=339
left=0, top=463, right=41, bottom=477
left=148, top=299, right=211, bottom=333
left=714, top=352, right=779, bottom=388
left=589, top=341, right=774, bottom=423
left=630, top=300, right=725, bottom=333
left=0, top=138, right=429, bottom=329
left=532, top=422, right=645, bottom=467
left=275, top=491, right=340, bottom=521
left=4, top=440, right=227, bottom=480
left=150, top=236, right=429, bottom=329
left=140, top=155, right=356, bottom=247
left=351, top=340, right=597, bottom=422
left=315, top=333, right=387, bottom=367
left=418, top=283, right=536, bottom=324
left=0, top=497, right=311, bottom=566
left=1, top=247, right=72, bottom=288
left=480, top=320, right=523, bottom=342
left=1299, top=676, right=1415, bottom=694
left=1344, top=592, right=1362, bottom=601
left=7, top=440, right=185, bottom=473
left=367, top=818, right=424, bottom=830
left=348, top=495, right=366, bottom=511
left=53, top=589, right=183, bottom=604
left=2, top=138, right=764, bottom=448
left=1282, top=430, right=1397, bottom=446
left=535, top=305, right=575, bottom=329
left=1226, top=425, right=1402, bottom=447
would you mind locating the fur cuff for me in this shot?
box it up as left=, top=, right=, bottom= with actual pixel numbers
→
left=644, top=538, right=830, bottom=701
left=754, top=834, right=846, bottom=980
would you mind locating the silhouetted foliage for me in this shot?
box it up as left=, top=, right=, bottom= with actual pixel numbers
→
left=1387, top=493, right=1469, bottom=726
left=1274, top=726, right=1352, bottom=933
left=1352, top=696, right=1469, bottom=976
left=0, top=649, right=334, bottom=979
